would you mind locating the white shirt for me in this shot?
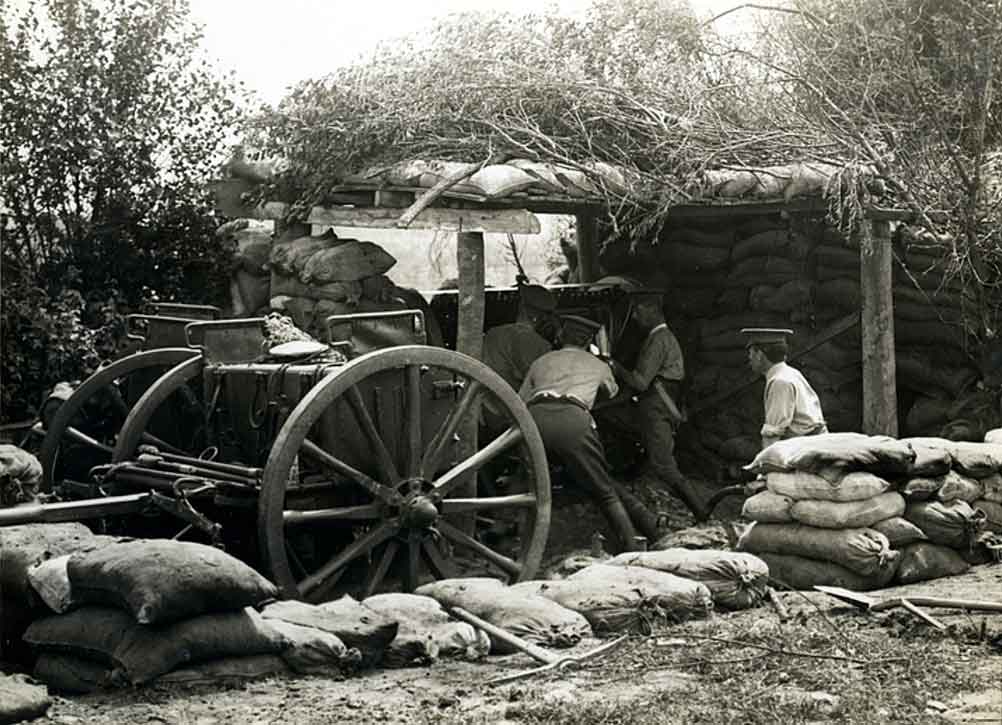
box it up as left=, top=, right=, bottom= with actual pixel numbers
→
left=762, top=361, right=826, bottom=439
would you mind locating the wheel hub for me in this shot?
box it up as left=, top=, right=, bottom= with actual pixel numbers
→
left=398, top=477, right=439, bottom=528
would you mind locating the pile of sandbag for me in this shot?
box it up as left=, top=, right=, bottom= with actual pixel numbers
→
left=267, top=229, right=401, bottom=339
left=218, top=218, right=274, bottom=316
left=22, top=539, right=301, bottom=692
left=738, top=432, right=1000, bottom=589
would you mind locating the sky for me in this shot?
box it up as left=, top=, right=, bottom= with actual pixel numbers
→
left=188, top=0, right=750, bottom=106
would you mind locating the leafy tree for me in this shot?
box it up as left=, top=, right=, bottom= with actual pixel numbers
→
left=1, top=0, right=244, bottom=421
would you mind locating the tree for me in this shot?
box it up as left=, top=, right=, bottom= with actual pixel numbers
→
left=0, top=0, right=244, bottom=421
left=733, top=0, right=1002, bottom=339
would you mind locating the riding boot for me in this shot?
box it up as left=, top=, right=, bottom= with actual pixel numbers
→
left=612, top=481, right=660, bottom=541
left=600, top=496, right=640, bottom=552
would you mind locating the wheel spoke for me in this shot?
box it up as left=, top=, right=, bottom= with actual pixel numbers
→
left=301, top=519, right=401, bottom=598
left=139, top=431, right=187, bottom=456
left=439, top=493, right=536, bottom=514
left=405, top=365, right=423, bottom=478
left=363, top=540, right=399, bottom=598
left=404, top=532, right=421, bottom=592
left=64, top=426, right=114, bottom=455
left=437, top=519, right=522, bottom=577
left=422, top=538, right=456, bottom=580
left=431, top=427, right=523, bottom=501
left=283, top=503, right=384, bottom=527
left=420, top=380, right=484, bottom=478
left=301, top=438, right=400, bottom=504
left=285, top=543, right=308, bottom=578
left=345, top=384, right=400, bottom=485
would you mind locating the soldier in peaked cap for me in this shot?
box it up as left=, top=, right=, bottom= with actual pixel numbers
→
left=742, top=328, right=828, bottom=450
left=481, top=284, right=559, bottom=429
left=597, top=291, right=708, bottom=521
left=519, top=314, right=665, bottom=552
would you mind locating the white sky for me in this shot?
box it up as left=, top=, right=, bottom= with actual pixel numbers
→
left=188, top=0, right=750, bottom=105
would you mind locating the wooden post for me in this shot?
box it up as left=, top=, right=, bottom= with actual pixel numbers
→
left=860, top=219, right=898, bottom=436
left=455, top=232, right=485, bottom=533
left=575, top=213, right=598, bottom=283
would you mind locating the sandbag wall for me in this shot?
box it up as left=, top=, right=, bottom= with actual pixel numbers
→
left=597, top=213, right=983, bottom=474
left=737, top=433, right=1000, bottom=590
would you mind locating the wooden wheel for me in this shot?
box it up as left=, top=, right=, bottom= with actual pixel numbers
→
left=258, top=345, right=551, bottom=601
left=111, top=355, right=206, bottom=463
left=38, top=348, right=200, bottom=491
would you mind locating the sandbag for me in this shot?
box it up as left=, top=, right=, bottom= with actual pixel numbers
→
left=746, top=433, right=916, bottom=476
left=24, top=606, right=288, bottom=684
left=736, top=522, right=898, bottom=577
left=363, top=593, right=490, bottom=666
left=767, top=470, right=890, bottom=502
left=232, top=269, right=271, bottom=316
left=870, top=517, right=928, bottom=547
left=980, top=473, right=1002, bottom=503
left=902, top=476, right=944, bottom=502
left=270, top=271, right=362, bottom=303
left=32, top=653, right=113, bottom=694
left=758, top=553, right=896, bottom=591
left=790, top=492, right=906, bottom=529
left=264, top=619, right=358, bottom=675
left=268, top=233, right=342, bottom=276
left=156, top=654, right=290, bottom=686
left=67, top=539, right=279, bottom=624
left=414, top=578, right=591, bottom=653
left=937, top=471, right=984, bottom=503
left=230, top=229, right=273, bottom=276
left=730, top=229, right=789, bottom=261
left=512, top=565, right=713, bottom=633
left=974, top=500, right=1002, bottom=533
left=469, top=164, right=536, bottom=198
left=27, top=554, right=74, bottom=613
left=986, top=429, right=1002, bottom=444
left=951, top=442, right=1002, bottom=478
left=302, top=240, right=397, bottom=283
left=904, top=500, right=986, bottom=550
left=895, top=543, right=970, bottom=584
left=607, top=549, right=769, bottom=610
left=900, top=437, right=955, bottom=476
left=0, top=445, right=42, bottom=507
left=741, top=490, right=794, bottom=523
left=261, top=597, right=397, bottom=667
left=0, top=672, right=51, bottom=722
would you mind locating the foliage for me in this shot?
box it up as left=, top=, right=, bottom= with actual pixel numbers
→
left=742, top=0, right=1002, bottom=339
left=0, top=0, right=244, bottom=420
left=245, top=0, right=833, bottom=240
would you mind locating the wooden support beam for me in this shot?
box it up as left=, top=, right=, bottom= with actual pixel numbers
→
left=455, top=232, right=486, bottom=534
left=308, top=206, right=540, bottom=234
left=575, top=212, right=599, bottom=283
left=860, top=220, right=898, bottom=436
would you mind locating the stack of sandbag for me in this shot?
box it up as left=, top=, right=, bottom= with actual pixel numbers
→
left=512, top=565, right=714, bottom=633
left=0, top=523, right=125, bottom=663
left=217, top=219, right=274, bottom=316
left=21, top=539, right=310, bottom=693
left=896, top=436, right=1000, bottom=581
left=737, top=433, right=915, bottom=590
left=267, top=229, right=401, bottom=339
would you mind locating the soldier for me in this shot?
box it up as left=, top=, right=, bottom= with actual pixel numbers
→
left=742, top=327, right=828, bottom=449
left=520, top=315, right=663, bottom=552
left=599, top=292, right=708, bottom=521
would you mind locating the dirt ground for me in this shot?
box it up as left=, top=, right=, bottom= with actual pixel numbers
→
left=8, top=481, right=1002, bottom=725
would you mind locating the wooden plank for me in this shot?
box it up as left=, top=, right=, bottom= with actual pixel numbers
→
left=575, top=212, right=599, bottom=283
left=455, top=232, right=486, bottom=534
left=307, top=206, right=541, bottom=234
left=860, top=220, right=898, bottom=435
left=688, top=312, right=861, bottom=416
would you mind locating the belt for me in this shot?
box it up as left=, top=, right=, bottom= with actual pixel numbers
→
left=527, top=393, right=590, bottom=414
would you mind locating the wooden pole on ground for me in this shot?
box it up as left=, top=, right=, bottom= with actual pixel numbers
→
left=455, top=232, right=486, bottom=533
left=859, top=219, right=898, bottom=436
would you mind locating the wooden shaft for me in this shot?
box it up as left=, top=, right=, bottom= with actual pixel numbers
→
left=449, top=606, right=557, bottom=665
left=859, top=219, right=898, bottom=435
left=873, top=596, right=1002, bottom=613
left=899, top=599, right=946, bottom=630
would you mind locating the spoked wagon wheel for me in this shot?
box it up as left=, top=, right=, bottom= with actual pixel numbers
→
left=38, top=348, right=200, bottom=492
left=259, top=345, right=551, bottom=601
